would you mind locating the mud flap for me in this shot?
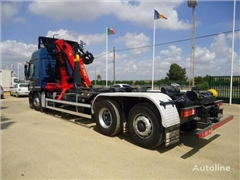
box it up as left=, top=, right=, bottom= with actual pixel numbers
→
left=165, top=124, right=180, bottom=147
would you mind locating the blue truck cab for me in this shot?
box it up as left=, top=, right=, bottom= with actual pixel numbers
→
left=28, top=47, right=73, bottom=90
left=28, top=48, right=57, bottom=90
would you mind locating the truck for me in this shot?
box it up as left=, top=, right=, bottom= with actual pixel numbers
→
left=24, top=36, right=234, bottom=149
left=0, top=69, right=19, bottom=91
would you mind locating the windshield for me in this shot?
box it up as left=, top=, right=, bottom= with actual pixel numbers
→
left=20, top=84, right=28, bottom=87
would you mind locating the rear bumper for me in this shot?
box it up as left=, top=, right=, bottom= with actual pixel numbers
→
left=17, top=92, right=30, bottom=96
left=165, top=115, right=234, bottom=147
left=196, top=115, right=234, bottom=138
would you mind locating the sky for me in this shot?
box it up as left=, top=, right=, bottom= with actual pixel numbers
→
left=1, top=0, right=240, bottom=82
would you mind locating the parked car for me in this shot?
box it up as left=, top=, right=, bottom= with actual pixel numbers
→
left=110, top=84, right=138, bottom=92
left=10, top=83, right=29, bottom=97
left=171, top=83, right=180, bottom=87
left=110, top=84, right=133, bottom=88
left=0, top=85, right=4, bottom=99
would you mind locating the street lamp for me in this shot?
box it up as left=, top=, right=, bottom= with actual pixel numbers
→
left=18, top=62, right=23, bottom=79
left=188, top=0, right=198, bottom=87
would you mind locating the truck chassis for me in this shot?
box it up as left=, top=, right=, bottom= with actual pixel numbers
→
left=30, top=88, right=234, bottom=149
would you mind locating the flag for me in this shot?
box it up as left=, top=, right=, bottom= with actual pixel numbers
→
left=107, top=28, right=115, bottom=35
left=80, top=40, right=86, bottom=46
left=154, top=10, right=167, bottom=20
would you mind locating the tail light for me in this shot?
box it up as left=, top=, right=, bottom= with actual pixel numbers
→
left=217, top=101, right=223, bottom=109
left=181, top=108, right=196, bottom=118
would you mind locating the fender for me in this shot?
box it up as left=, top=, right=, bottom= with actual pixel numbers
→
left=92, top=92, right=180, bottom=128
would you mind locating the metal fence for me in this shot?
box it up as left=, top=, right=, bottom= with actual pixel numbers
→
left=209, top=76, right=240, bottom=104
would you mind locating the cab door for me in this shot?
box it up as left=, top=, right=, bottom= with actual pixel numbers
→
left=28, top=59, right=40, bottom=91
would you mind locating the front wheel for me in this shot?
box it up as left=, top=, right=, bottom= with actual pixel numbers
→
left=128, top=103, right=164, bottom=149
left=94, top=99, right=122, bottom=136
left=33, top=93, right=41, bottom=111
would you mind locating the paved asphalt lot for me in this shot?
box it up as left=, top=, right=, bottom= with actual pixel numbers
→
left=0, top=94, right=239, bottom=179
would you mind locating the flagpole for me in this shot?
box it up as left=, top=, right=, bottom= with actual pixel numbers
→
left=152, top=19, right=156, bottom=90
left=229, top=0, right=236, bottom=105
left=18, top=63, right=20, bottom=79
left=106, top=27, right=108, bottom=87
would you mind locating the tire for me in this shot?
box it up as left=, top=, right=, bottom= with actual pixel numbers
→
left=94, top=99, right=122, bottom=136
left=33, top=93, right=41, bottom=111
left=29, top=97, right=34, bottom=109
left=128, top=103, right=164, bottom=149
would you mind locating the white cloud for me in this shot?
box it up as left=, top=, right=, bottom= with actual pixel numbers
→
left=28, top=0, right=190, bottom=30
left=160, top=45, right=182, bottom=61
left=132, top=65, right=137, bottom=70
left=210, top=33, right=239, bottom=75
left=1, top=40, right=37, bottom=61
left=116, top=32, right=150, bottom=56
left=0, top=40, right=37, bottom=78
left=1, top=2, right=25, bottom=23
left=195, top=46, right=216, bottom=63
left=227, top=31, right=240, bottom=40
left=28, top=1, right=113, bottom=22
left=184, top=33, right=240, bottom=77
left=211, top=34, right=231, bottom=57
left=46, top=29, right=105, bottom=46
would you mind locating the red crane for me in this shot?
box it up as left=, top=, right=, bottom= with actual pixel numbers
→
left=44, top=38, right=94, bottom=100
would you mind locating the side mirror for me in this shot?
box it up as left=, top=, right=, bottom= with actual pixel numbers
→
left=24, top=63, right=29, bottom=80
left=13, top=78, right=20, bottom=83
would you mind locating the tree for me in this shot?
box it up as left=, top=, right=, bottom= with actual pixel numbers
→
left=195, top=76, right=203, bottom=85
left=197, top=81, right=209, bottom=90
left=203, top=75, right=210, bottom=82
left=166, top=63, right=187, bottom=83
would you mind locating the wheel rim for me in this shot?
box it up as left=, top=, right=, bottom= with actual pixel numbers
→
left=34, top=96, right=40, bottom=108
left=99, top=108, right=112, bottom=128
left=133, top=113, right=153, bottom=139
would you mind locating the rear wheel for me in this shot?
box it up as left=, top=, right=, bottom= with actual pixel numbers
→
left=128, top=103, right=164, bottom=149
left=94, top=99, right=122, bottom=136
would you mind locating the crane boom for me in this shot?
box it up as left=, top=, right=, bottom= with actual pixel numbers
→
left=39, top=37, right=94, bottom=99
